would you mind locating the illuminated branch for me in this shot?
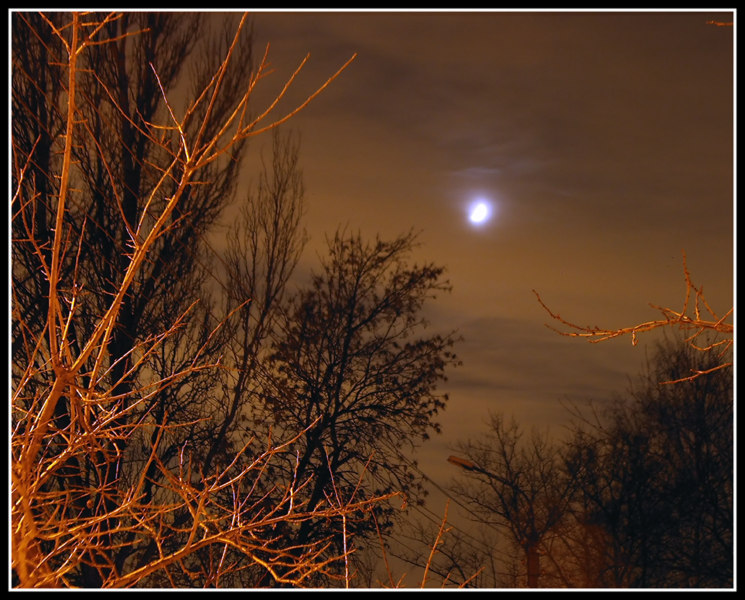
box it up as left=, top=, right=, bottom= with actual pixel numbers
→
left=11, top=11, right=379, bottom=588
left=533, top=252, right=732, bottom=383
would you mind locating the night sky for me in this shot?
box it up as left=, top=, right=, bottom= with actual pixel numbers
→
left=225, top=8, right=733, bottom=566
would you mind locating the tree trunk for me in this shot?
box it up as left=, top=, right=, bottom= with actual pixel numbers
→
left=526, top=543, right=540, bottom=587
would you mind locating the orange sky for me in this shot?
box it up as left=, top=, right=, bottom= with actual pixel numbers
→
left=213, top=10, right=733, bottom=565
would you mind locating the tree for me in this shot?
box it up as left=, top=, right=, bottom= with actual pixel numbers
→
left=11, top=10, right=377, bottom=588
left=197, top=127, right=308, bottom=484
left=441, top=335, right=732, bottom=589
left=563, top=336, right=733, bottom=587
left=11, top=18, right=254, bottom=579
left=254, top=230, right=461, bottom=579
left=447, top=414, right=576, bottom=588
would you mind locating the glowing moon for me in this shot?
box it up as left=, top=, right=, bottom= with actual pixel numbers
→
left=468, top=201, right=491, bottom=225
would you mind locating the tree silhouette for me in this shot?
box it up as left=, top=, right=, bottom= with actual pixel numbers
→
left=563, top=337, right=733, bottom=587
left=447, top=415, right=575, bottom=588
left=256, top=230, right=460, bottom=576
left=440, top=336, right=732, bottom=589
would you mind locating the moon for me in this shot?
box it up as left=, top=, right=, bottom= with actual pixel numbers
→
left=468, top=200, right=492, bottom=225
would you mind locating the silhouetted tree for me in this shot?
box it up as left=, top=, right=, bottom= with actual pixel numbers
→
left=164, top=129, right=314, bottom=588
left=197, top=127, right=308, bottom=483
left=564, top=336, right=733, bottom=587
left=447, top=414, right=575, bottom=588
left=256, top=230, right=460, bottom=578
left=439, top=335, right=732, bottom=589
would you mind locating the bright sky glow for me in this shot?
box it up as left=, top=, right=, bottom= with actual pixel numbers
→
left=468, top=201, right=492, bottom=225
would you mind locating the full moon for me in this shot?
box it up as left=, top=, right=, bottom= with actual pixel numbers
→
left=468, top=201, right=491, bottom=225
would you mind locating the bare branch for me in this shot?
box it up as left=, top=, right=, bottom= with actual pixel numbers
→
left=533, top=252, right=732, bottom=382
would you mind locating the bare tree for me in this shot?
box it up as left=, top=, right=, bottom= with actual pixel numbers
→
left=447, top=414, right=576, bottom=588
left=10, top=10, right=383, bottom=588
left=253, top=230, right=461, bottom=581
left=195, top=127, right=308, bottom=481
left=562, top=337, right=733, bottom=587
left=441, top=336, right=732, bottom=589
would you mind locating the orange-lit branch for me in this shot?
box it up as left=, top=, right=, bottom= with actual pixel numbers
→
left=11, top=10, right=377, bottom=588
left=532, top=252, right=732, bottom=383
